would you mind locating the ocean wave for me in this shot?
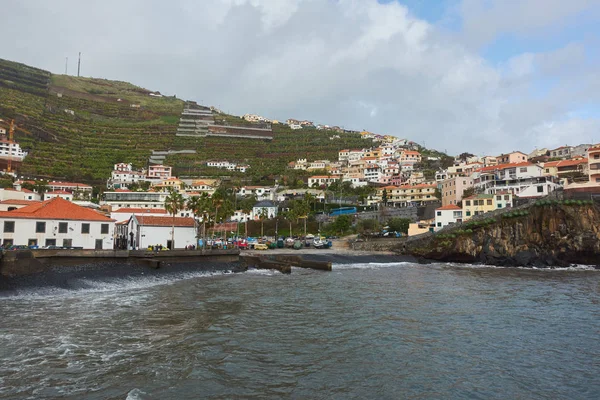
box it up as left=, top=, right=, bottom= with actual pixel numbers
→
left=0, top=270, right=235, bottom=300
left=441, top=263, right=599, bottom=271
left=332, top=262, right=414, bottom=270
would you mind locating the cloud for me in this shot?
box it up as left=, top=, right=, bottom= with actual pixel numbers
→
left=0, top=0, right=599, bottom=155
left=459, top=0, right=598, bottom=48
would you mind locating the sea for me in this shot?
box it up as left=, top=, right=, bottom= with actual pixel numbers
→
left=1, top=256, right=599, bottom=400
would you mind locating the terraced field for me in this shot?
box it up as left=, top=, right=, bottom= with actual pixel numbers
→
left=0, top=58, right=369, bottom=184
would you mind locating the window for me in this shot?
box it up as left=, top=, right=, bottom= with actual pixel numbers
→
left=465, top=200, right=471, bottom=206
left=545, top=169, right=550, bottom=173
left=437, top=222, right=442, bottom=227
left=58, top=222, right=68, bottom=233
left=487, top=199, right=492, bottom=206
left=505, top=195, right=510, bottom=200
left=3, top=239, right=13, bottom=247
left=101, top=224, right=109, bottom=234
left=81, top=223, right=90, bottom=234
left=63, top=239, right=72, bottom=248
left=593, top=154, right=599, bottom=159
left=45, top=239, right=56, bottom=247
left=466, top=211, right=471, bottom=216
left=537, top=186, right=543, bottom=193
left=36, top=221, right=46, bottom=233
left=496, top=196, right=501, bottom=201
left=7, top=207, right=16, bottom=211
left=520, top=167, right=527, bottom=173
left=4, top=221, right=14, bottom=233
left=28, top=239, right=37, bottom=247
left=437, top=211, right=441, bottom=216
left=497, top=204, right=502, bottom=208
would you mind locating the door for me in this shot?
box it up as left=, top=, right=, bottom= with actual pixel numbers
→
left=95, top=239, right=103, bottom=250
left=167, top=240, right=173, bottom=250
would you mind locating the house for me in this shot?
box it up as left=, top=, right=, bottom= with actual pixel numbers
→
left=308, top=175, right=341, bottom=187
left=252, top=200, right=278, bottom=220
left=0, top=188, right=40, bottom=201
left=0, top=197, right=115, bottom=249
left=102, top=190, right=170, bottom=210
left=44, top=190, right=73, bottom=201
left=148, top=165, right=172, bottom=179
left=542, top=158, right=588, bottom=180
left=588, top=144, right=600, bottom=185
left=473, top=162, right=559, bottom=198
left=462, top=194, right=495, bottom=221
left=47, top=181, right=93, bottom=198
left=434, top=204, right=462, bottom=231
left=497, top=151, right=528, bottom=164
left=152, top=178, right=184, bottom=191
left=127, top=215, right=197, bottom=250
left=237, top=186, right=273, bottom=201
left=549, top=146, right=572, bottom=160
left=374, top=184, right=437, bottom=207
left=441, top=176, right=474, bottom=206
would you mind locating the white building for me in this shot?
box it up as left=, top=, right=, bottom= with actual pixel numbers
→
left=308, top=175, right=341, bottom=187
left=473, top=163, right=560, bottom=198
left=127, top=215, right=197, bottom=250
left=237, top=186, right=273, bottom=201
left=111, top=207, right=169, bottom=222
left=44, top=190, right=73, bottom=201
left=435, top=204, right=463, bottom=231
left=0, top=197, right=115, bottom=249
left=103, top=190, right=170, bottom=210
left=47, top=181, right=93, bottom=197
left=252, top=201, right=278, bottom=220
left=0, top=199, right=41, bottom=212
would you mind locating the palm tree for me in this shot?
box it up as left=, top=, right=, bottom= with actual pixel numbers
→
left=164, top=188, right=185, bottom=249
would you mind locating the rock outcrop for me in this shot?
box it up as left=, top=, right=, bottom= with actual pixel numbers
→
left=396, top=202, right=600, bottom=267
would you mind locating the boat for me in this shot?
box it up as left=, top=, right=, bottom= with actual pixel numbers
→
left=312, top=237, right=331, bottom=249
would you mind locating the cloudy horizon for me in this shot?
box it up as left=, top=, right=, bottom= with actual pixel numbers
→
left=2, top=0, right=599, bottom=155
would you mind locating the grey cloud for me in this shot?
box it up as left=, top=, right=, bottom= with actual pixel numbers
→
left=0, top=0, right=598, bottom=155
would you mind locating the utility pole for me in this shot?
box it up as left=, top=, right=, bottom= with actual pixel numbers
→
left=77, top=52, right=81, bottom=77
left=65, top=57, right=68, bottom=74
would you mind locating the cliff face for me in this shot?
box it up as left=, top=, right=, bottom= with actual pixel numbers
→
left=398, top=203, right=600, bottom=267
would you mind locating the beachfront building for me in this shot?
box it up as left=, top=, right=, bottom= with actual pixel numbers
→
left=127, top=215, right=197, bottom=250
left=472, top=163, right=559, bottom=198
left=441, top=176, right=474, bottom=206
left=434, top=204, right=462, bottom=231
left=0, top=197, right=115, bottom=249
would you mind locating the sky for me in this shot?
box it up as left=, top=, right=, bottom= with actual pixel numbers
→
left=1, top=0, right=600, bottom=155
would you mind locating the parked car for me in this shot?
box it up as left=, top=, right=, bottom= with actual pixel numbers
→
left=6, top=245, right=29, bottom=251
left=254, top=243, right=269, bottom=250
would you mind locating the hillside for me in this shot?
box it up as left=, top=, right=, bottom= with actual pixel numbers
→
left=0, top=58, right=383, bottom=183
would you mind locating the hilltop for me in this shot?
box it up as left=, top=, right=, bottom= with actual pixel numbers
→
left=0, top=58, right=379, bottom=184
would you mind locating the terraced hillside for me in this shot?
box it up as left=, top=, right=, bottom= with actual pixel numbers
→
left=0, top=58, right=369, bottom=183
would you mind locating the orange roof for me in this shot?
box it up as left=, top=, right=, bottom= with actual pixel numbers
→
left=548, top=158, right=588, bottom=168
left=436, top=204, right=461, bottom=211
left=0, top=199, right=41, bottom=205
left=0, top=197, right=114, bottom=221
left=113, top=208, right=168, bottom=214
left=477, top=162, right=533, bottom=173
left=134, top=215, right=195, bottom=227
left=115, top=188, right=131, bottom=192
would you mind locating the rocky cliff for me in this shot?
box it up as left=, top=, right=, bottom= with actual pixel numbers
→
left=396, top=201, right=600, bottom=267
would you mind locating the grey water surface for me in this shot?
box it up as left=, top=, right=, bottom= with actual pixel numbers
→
left=1, top=259, right=599, bottom=399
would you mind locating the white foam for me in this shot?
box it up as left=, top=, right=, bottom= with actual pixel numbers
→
left=244, top=268, right=277, bottom=276
left=442, top=263, right=599, bottom=272
left=0, top=270, right=235, bottom=301
left=332, top=261, right=413, bottom=270
left=126, top=388, right=148, bottom=400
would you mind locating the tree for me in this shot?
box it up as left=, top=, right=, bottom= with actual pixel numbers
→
left=187, top=194, right=211, bottom=241
left=387, top=217, right=411, bottom=234
left=357, top=218, right=379, bottom=237
left=382, top=189, right=388, bottom=205
left=283, top=208, right=297, bottom=237
left=34, top=181, right=50, bottom=196
left=164, top=188, right=186, bottom=249
left=328, top=214, right=352, bottom=236
left=434, top=188, right=442, bottom=200
left=240, top=195, right=257, bottom=237
left=258, top=207, right=269, bottom=237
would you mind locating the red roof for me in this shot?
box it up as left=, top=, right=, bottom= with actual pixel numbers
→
left=477, top=162, right=533, bottom=173
left=436, top=204, right=461, bottom=211
left=113, top=208, right=167, bottom=214
left=115, top=188, right=131, bottom=192
left=0, top=199, right=41, bottom=205
left=544, top=158, right=588, bottom=168
left=134, top=215, right=195, bottom=227
left=0, top=197, right=114, bottom=221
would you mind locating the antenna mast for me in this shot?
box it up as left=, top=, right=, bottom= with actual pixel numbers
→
left=65, top=57, right=68, bottom=75
left=77, top=52, right=81, bottom=77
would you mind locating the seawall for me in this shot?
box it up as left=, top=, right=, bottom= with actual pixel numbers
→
left=0, top=249, right=240, bottom=277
